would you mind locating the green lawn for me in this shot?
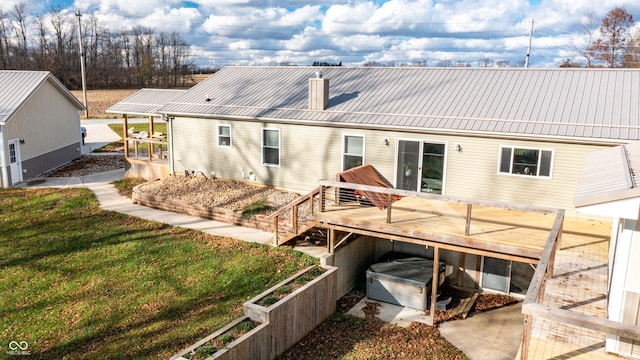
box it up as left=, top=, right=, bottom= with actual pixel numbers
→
left=0, top=188, right=315, bottom=359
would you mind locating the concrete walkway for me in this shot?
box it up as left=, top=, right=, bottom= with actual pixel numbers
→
left=18, top=169, right=327, bottom=257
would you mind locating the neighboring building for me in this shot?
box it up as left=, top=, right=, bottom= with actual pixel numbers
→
left=156, top=66, right=640, bottom=217
left=0, top=70, right=85, bottom=187
left=575, top=143, right=640, bottom=359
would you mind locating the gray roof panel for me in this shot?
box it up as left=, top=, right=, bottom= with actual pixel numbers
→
left=158, top=66, right=640, bottom=142
left=106, top=88, right=187, bottom=116
left=0, top=70, right=83, bottom=124
left=575, top=143, right=640, bottom=207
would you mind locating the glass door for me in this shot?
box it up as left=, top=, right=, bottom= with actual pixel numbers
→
left=421, top=143, right=445, bottom=194
left=396, top=140, right=445, bottom=194
left=396, top=140, right=420, bottom=191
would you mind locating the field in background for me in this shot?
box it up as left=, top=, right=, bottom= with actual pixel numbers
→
left=71, top=89, right=138, bottom=119
left=71, top=74, right=212, bottom=119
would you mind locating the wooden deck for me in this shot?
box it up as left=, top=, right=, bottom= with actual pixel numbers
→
left=523, top=217, right=618, bottom=359
left=318, top=196, right=558, bottom=264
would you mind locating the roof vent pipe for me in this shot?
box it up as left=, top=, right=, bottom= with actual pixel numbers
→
left=309, top=74, right=329, bottom=110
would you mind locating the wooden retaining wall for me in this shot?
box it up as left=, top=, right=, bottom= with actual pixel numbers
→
left=171, top=265, right=338, bottom=360
left=244, top=265, right=338, bottom=358
left=131, top=182, right=272, bottom=232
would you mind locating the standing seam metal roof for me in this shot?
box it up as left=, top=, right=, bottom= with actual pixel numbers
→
left=0, top=70, right=84, bottom=124
left=158, top=66, right=640, bottom=142
left=106, top=88, right=188, bottom=116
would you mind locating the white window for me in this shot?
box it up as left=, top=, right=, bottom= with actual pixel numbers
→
left=218, top=125, right=231, bottom=147
left=262, top=128, right=280, bottom=166
left=498, top=146, right=553, bottom=178
left=343, top=135, right=364, bottom=170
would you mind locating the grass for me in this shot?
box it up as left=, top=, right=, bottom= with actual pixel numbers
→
left=242, top=198, right=272, bottom=217
left=113, top=177, right=148, bottom=198
left=0, top=187, right=316, bottom=359
left=92, top=123, right=168, bottom=153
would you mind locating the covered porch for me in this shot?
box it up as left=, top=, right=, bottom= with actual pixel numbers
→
left=106, top=88, right=187, bottom=180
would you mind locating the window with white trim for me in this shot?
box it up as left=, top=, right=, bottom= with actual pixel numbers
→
left=262, top=128, right=280, bottom=166
left=343, top=135, right=364, bottom=170
left=499, top=146, right=553, bottom=177
left=218, top=125, right=231, bottom=147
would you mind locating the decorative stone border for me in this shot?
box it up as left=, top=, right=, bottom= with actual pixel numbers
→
left=132, top=180, right=272, bottom=232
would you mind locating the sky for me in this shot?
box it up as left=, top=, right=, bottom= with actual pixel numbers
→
left=4, top=0, right=640, bottom=68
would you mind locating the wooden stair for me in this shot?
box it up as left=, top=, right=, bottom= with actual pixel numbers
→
left=268, top=187, right=323, bottom=246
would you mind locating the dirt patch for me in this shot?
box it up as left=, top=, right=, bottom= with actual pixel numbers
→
left=43, top=155, right=126, bottom=177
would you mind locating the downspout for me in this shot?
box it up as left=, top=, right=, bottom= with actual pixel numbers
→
left=166, top=115, right=175, bottom=175
left=0, top=125, right=8, bottom=188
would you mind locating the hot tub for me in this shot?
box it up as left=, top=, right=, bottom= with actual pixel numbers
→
left=366, top=256, right=446, bottom=310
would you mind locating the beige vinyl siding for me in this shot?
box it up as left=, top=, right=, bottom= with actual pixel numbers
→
left=5, top=80, right=81, bottom=161
left=173, top=117, right=612, bottom=216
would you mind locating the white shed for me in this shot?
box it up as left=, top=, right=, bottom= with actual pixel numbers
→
left=0, top=71, right=85, bottom=187
left=575, top=143, right=640, bottom=358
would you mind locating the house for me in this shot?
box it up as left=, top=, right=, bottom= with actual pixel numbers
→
left=155, top=66, right=639, bottom=218
left=574, top=143, right=640, bottom=359
left=0, top=70, right=85, bottom=187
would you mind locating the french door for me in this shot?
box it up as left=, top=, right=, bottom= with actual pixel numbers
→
left=396, top=140, right=445, bottom=194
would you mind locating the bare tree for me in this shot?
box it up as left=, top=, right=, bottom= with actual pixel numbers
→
left=0, top=9, right=11, bottom=69
left=11, top=3, right=29, bottom=69
left=594, top=7, right=634, bottom=67
left=477, top=58, right=494, bottom=67
left=573, top=10, right=598, bottom=67
left=623, top=28, right=640, bottom=68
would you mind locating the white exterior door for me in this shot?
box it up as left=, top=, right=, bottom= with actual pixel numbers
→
left=8, top=139, right=22, bottom=185
left=396, top=140, right=446, bottom=194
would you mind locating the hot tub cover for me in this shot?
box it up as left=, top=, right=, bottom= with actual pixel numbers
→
left=367, top=257, right=446, bottom=288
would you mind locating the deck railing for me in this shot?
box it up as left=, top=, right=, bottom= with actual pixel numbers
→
left=267, top=187, right=322, bottom=246
left=520, top=209, right=640, bottom=359
left=125, top=136, right=168, bottom=161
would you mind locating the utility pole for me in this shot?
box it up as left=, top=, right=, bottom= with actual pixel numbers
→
left=76, top=9, right=88, bottom=118
left=525, top=19, right=534, bottom=68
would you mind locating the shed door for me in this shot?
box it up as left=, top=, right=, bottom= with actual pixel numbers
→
left=9, top=139, right=22, bottom=185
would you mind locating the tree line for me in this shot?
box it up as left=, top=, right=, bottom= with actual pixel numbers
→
left=0, top=3, right=194, bottom=90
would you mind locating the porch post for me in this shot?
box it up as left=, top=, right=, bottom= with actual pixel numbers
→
left=148, top=115, right=154, bottom=159
left=430, top=246, right=440, bottom=326
left=123, top=114, right=129, bottom=157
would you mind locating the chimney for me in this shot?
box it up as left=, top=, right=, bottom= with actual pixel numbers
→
left=309, top=71, right=329, bottom=110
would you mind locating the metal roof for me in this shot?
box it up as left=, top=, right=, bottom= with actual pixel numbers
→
left=574, top=143, right=640, bottom=207
left=106, top=88, right=187, bottom=116
left=158, top=66, right=640, bottom=142
left=0, top=70, right=84, bottom=125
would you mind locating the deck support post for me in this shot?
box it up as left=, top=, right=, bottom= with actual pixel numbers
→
left=429, top=246, right=440, bottom=326
left=457, top=252, right=466, bottom=287
left=386, top=194, right=392, bottom=223
left=328, top=227, right=335, bottom=253
left=521, top=314, right=532, bottom=360
left=465, top=204, right=472, bottom=236
left=123, top=114, right=129, bottom=157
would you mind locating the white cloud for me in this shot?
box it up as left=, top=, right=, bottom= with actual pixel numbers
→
left=12, top=0, right=640, bottom=67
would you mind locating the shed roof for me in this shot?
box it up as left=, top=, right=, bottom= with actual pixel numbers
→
left=106, top=88, right=187, bottom=117
left=574, top=142, right=640, bottom=207
left=158, top=66, right=640, bottom=143
left=0, top=70, right=84, bottom=125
